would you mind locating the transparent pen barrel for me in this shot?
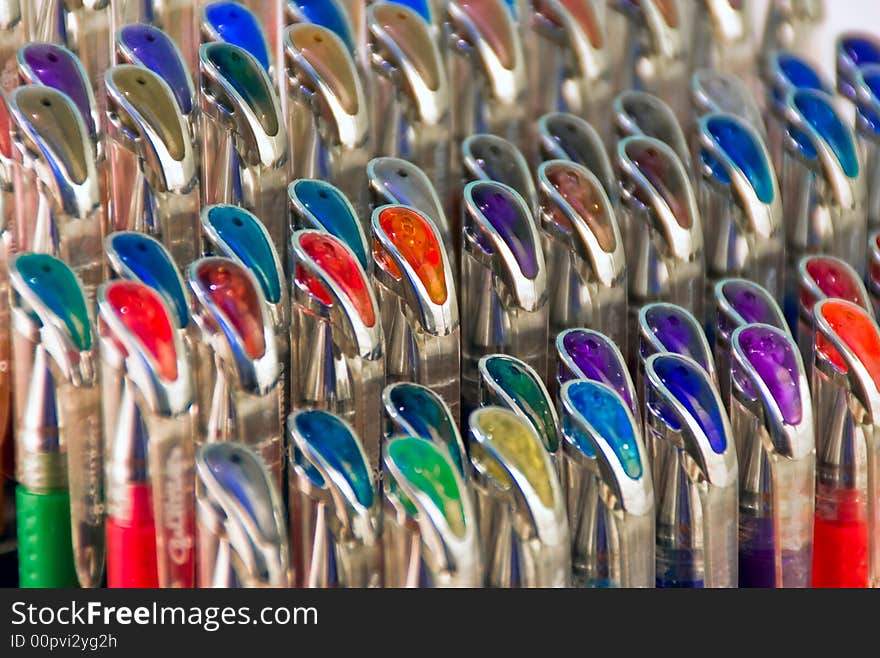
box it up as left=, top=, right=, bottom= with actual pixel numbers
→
left=607, top=507, right=655, bottom=588
left=770, top=455, right=815, bottom=587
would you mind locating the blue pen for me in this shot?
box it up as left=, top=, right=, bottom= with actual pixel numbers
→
left=643, top=352, right=738, bottom=588
left=851, top=64, right=880, bottom=234
left=112, top=1, right=200, bottom=82
left=201, top=1, right=273, bottom=76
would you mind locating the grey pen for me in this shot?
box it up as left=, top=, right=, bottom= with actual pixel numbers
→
left=616, top=136, right=704, bottom=358
left=366, top=156, right=454, bottom=274
left=446, top=0, right=528, bottom=152
left=780, top=88, right=865, bottom=297
left=760, top=0, right=824, bottom=66
left=196, top=441, right=289, bottom=587
left=536, top=111, right=618, bottom=206
left=690, top=0, right=756, bottom=88
left=367, top=3, right=451, bottom=210
left=287, top=408, right=382, bottom=587
left=612, top=90, right=691, bottom=172
left=371, top=204, right=460, bottom=423
left=111, top=1, right=199, bottom=80
left=713, top=278, right=789, bottom=407
left=6, top=84, right=106, bottom=304
left=105, top=64, right=201, bottom=268
left=462, top=132, right=537, bottom=216
left=187, top=256, right=284, bottom=485
left=383, top=434, right=482, bottom=587
left=469, top=406, right=570, bottom=587
left=762, top=49, right=830, bottom=173
left=644, top=352, right=738, bottom=588
left=289, top=228, right=385, bottom=480
left=199, top=41, right=289, bottom=265
left=606, top=0, right=689, bottom=126
left=849, top=63, right=880, bottom=235
left=460, top=180, right=548, bottom=420
left=478, top=353, right=561, bottom=474
left=0, top=1, right=24, bottom=92
left=537, top=159, right=627, bottom=369
left=696, top=112, right=784, bottom=313
left=559, top=378, right=654, bottom=588
left=284, top=23, right=371, bottom=224
left=729, top=323, right=814, bottom=588
left=527, top=0, right=610, bottom=135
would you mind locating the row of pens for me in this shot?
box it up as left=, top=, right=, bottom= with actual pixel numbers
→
left=0, top=0, right=878, bottom=588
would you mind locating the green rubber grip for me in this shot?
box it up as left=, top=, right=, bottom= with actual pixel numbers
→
left=16, top=485, right=78, bottom=588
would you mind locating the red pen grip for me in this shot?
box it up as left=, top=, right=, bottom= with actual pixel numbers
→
left=106, top=484, right=159, bottom=588
left=812, top=483, right=869, bottom=588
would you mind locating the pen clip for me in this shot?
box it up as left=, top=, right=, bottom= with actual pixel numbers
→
left=691, top=69, right=765, bottom=134
left=17, top=42, right=100, bottom=143
left=537, top=159, right=624, bottom=288
left=639, top=302, right=716, bottom=381
left=201, top=1, right=272, bottom=74
left=613, top=90, right=691, bottom=170
left=531, top=0, right=607, bottom=84
left=446, top=0, right=525, bottom=106
left=536, top=111, right=617, bottom=205
left=288, top=178, right=370, bottom=271
left=798, top=255, right=871, bottom=325
left=618, top=136, right=702, bottom=262
left=611, top=0, right=682, bottom=62
left=382, top=382, right=469, bottom=480
left=196, top=441, right=289, bottom=587
left=462, top=133, right=536, bottom=213
left=478, top=354, right=560, bottom=456
left=116, top=23, right=196, bottom=118
left=285, top=0, right=357, bottom=55
left=836, top=33, right=880, bottom=103
left=290, top=229, right=382, bottom=358
left=371, top=204, right=457, bottom=335
left=764, top=49, right=830, bottom=116
left=462, top=180, right=546, bottom=312
left=104, top=231, right=191, bottom=330
left=383, top=436, right=479, bottom=586
left=697, top=112, right=780, bottom=239
left=715, top=278, right=788, bottom=345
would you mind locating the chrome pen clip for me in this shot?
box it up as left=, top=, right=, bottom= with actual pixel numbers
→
left=289, top=229, right=384, bottom=478
left=371, top=204, right=460, bottom=423
left=187, top=256, right=284, bottom=484
left=6, top=84, right=106, bottom=304
left=446, top=0, right=528, bottom=150
left=617, top=136, right=704, bottom=352
left=105, top=64, right=201, bottom=268
left=713, top=278, right=789, bottom=406
left=196, top=441, right=288, bottom=587
left=811, top=298, right=880, bottom=587
left=201, top=1, right=273, bottom=79
left=762, top=50, right=829, bottom=172
left=199, top=41, right=289, bottom=262
left=112, top=1, right=199, bottom=82
left=536, top=111, right=618, bottom=206
left=0, top=1, right=24, bottom=93
left=852, top=64, right=880, bottom=234
left=796, top=254, right=870, bottom=365
left=782, top=88, right=866, bottom=277
left=690, top=0, right=755, bottom=86
left=643, top=352, right=738, bottom=588
left=691, top=69, right=765, bottom=137
left=116, top=23, right=198, bottom=138
left=555, top=327, right=641, bottom=428
left=284, top=23, right=371, bottom=222
left=696, top=112, right=783, bottom=308
left=30, top=0, right=112, bottom=101
left=383, top=435, right=481, bottom=587
left=612, top=90, right=691, bottom=171
left=760, top=0, right=824, bottom=65
left=560, top=379, right=653, bottom=587
left=730, top=323, right=814, bottom=587
left=366, top=156, right=454, bottom=271
left=382, top=381, right=469, bottom=480
left=607, top=0, right=689, bottom=125
left=288, top=177, right=371, bottom=272
left=460, top=180, right=548, bottom=416
left=478, top=353, right=560, bottom=475
left=9, top=253, right=103, bottom=588
left=367, top=3, right=451, bottom=208
left=462, top=132, right=537, bottom=216
left=469, top=406, right=569, bottom=587
left=288, top=409, right=381, bottom=587
left=528, top=0, right=610, bottom=132
left=97, top=278, right=195, bottom=588
left=538, top=159, right=627, bottom=366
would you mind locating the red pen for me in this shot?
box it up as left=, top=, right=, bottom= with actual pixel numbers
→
left=98, top=280, right=196, bottom=588
left=811, top=299, right=880, bottom=587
